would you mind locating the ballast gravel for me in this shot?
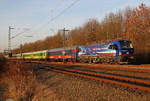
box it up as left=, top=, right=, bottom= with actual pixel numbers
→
left=35, top=68, right=150, bottom=101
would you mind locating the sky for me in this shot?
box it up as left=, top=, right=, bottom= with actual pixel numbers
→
left=0, top=0, right=150, bottom=52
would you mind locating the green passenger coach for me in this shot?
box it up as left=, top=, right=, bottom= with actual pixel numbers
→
left=16, top=50, right=48, bottom=60
left=31, top=50, right=47, bottom=59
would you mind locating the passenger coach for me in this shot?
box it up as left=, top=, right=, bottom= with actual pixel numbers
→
left=47, top=46, right=80, bottom=62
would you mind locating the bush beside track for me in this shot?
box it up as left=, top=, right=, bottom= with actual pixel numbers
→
left=0, top=60, right=55, bottom=101
left=0, top=55, right=7, bottom=75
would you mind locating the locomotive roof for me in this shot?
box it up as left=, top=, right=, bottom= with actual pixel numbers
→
left=83, top=40, right=131, bottom=49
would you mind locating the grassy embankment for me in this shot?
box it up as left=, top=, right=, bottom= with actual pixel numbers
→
left=0, top=57, right=52, bottom=101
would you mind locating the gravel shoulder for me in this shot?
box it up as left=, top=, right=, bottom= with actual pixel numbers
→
left=34, top=66, right=150, bottom=101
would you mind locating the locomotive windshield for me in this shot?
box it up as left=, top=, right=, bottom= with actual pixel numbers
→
left=119, top=40, right=133, bottom=49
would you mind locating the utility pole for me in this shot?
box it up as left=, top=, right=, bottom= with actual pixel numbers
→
left=8, top=26, right=14, bottom=57
left=61, top=28, right=69, bottom=64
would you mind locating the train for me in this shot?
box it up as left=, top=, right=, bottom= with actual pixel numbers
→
left=11, top=40, right=134, bottom=64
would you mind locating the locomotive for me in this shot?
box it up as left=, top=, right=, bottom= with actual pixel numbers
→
left=78, top=40, right=134, bottom=64
left=12, top=40, right=134, bottom=64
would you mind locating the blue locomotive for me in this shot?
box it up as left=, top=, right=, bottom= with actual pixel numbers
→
left=13, top=40, right=134, bottom=64
left=78, top=40, right=134, bottom=64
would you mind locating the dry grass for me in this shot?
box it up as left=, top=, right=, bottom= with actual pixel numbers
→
left=0, top=55, right=7, bottom=73
left=0, top=61, right=55, bottom=101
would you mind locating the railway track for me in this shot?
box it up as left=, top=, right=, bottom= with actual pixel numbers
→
left=10, top=59, right=150, bottom=73
left=31, top=60, right=150, bottom=73
left=10, top=60, right=150, bottom=93
left=30, top=62, right=150, bottom=93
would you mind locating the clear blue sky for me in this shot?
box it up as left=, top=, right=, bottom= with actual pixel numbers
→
left=0, top=0, right=150, bottom=52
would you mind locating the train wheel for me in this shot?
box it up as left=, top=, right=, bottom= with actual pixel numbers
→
left=92, top=58, right=100, bottom=63
left=79, top=58, right=83, bottom=63
left=88, top=58, right=92, bottom=63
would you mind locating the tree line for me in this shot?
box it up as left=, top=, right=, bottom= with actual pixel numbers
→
left=12, top=3, right=150, bottom=64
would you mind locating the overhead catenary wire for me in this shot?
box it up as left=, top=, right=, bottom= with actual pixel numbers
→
left=11, top=29, right=30, bottom=39
left=36, top=0, right=81, bottom=30
left=29, top=0, right=81, bottom=36
left=13, top=0, right=81, bottom=39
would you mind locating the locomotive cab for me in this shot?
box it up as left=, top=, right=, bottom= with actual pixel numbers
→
left=119, top=40, right=134, bottom=63
left=109, top=40, right=134, bottom=64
